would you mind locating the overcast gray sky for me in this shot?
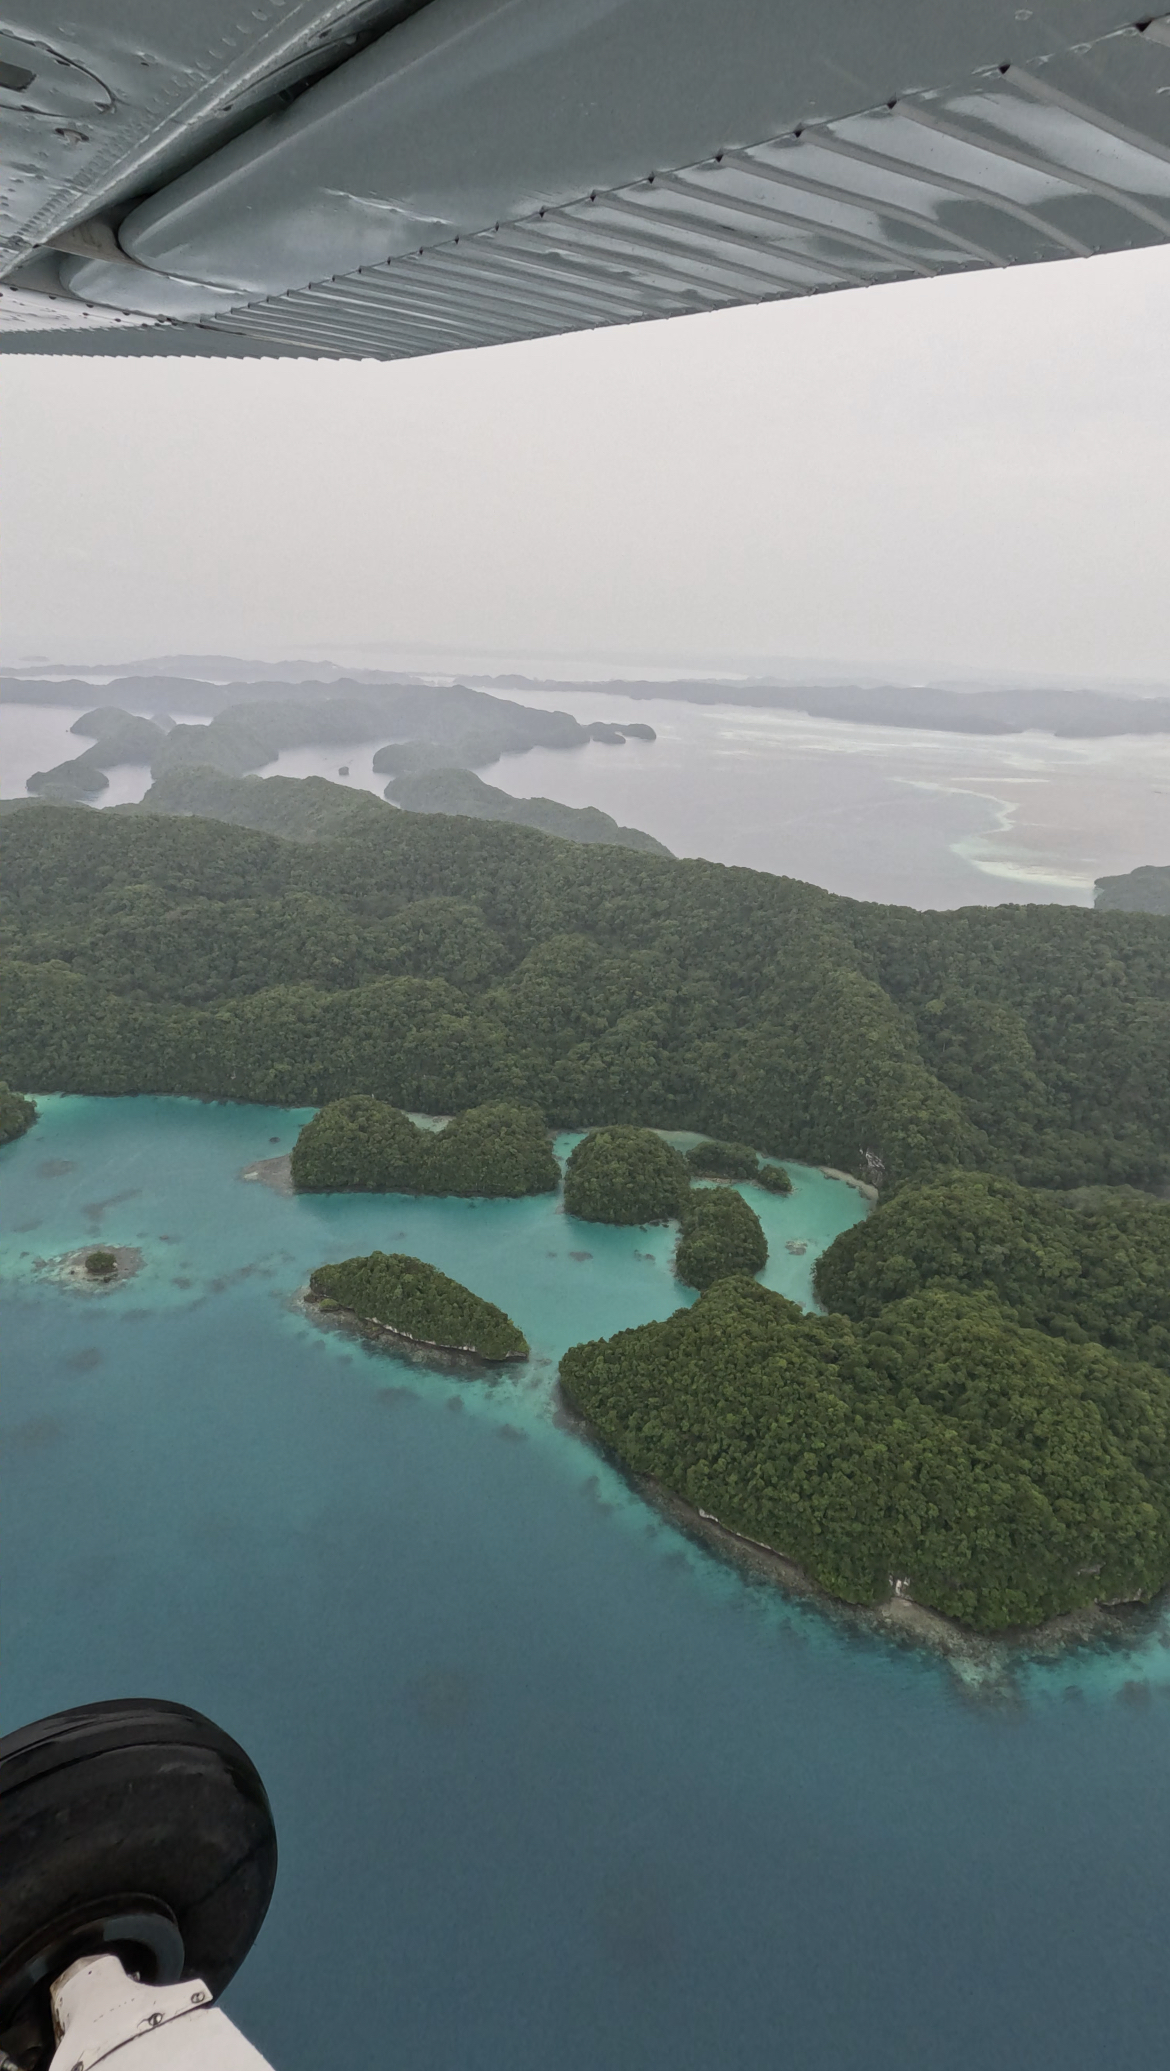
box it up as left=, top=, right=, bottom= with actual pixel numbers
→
left=3, top=243, right=1168, bottom=682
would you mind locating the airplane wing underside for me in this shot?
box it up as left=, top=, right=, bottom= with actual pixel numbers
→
left=3, top=2, right=1170, bottom=359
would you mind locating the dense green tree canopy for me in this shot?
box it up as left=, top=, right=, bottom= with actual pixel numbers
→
left=309, top=1251, right=528, bottom=1359
left=433, top=1102, right=559, bottom=1196
left=135, top=768, right=390, bottom=843
left=685, top=1139, right=793, bottom=1192
left=291, top=1096, right=422, bottom=1192
left=291, top=1097, right=558, bottom=1197
left=0, top=1081, right=37, bottom=1145
left=6, top=792, right=1168, bottom=1632
left=754, top=1163, right=794, bottom=1195
left=2, top=798, right=1168, bottom=1188
left=560, top=1278, right=1170, bottom=1630
left=814, top=1171, right=1170, bottom=1373
left=685, top=1140, right=760, bottom=1180
left=563, top=1127, right=690, bottom=1225
left=675, top=1186, right=767, bottom=1290
left=385, top=766, right=669, bottom=854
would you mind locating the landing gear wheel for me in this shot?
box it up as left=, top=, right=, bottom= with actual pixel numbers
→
left=0, top=1699, right=277, bottom=2071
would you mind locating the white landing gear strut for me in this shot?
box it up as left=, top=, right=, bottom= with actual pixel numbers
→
left=46, top=1954, right=275, bottom=2071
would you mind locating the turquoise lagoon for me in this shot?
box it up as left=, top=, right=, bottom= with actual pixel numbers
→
left=3, top=1097, right=1169, bottom=2071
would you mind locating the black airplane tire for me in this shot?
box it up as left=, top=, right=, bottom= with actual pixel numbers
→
left=0, top=1698, right=277, bottom=2068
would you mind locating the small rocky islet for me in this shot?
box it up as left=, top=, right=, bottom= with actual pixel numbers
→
left=51, top=1244, right=145, bottom=1290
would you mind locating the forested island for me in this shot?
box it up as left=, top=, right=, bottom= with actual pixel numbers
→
left=0, top=1081, right=36, bottom=1145
left=291, top=1097, right=558, bottom=1197
left=4, top=787, right=1170, bottom=1632
left=814, top=1171, right=1169, bottom=1373
left=17, top=676, right=657, bottom=804
left=559, top=1277, right=1170, bottom=1631
left=1094, top=864, right=1170, bottom=916
left=308, top=1252, right=528, bottom=1360
left=563, top=1128, right=690, bottom=1224
left=474, top=672, right=1170, bottom=739
left=687, top=1139, right=792, bottom=1191
left=556, top=1165, right=1170, bottom=1630
left=384, top=766, right=669, bottom=854
left=17, top=757, right=667, bottom=859
left=25, top=708, right=171, bottom=800
left=675, top=1187, right=767, bottom=1290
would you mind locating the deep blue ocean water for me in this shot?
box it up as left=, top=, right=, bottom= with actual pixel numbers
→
left=3, top=1098, right=1168, bottom=2071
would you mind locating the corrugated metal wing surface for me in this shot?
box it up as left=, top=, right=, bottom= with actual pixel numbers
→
left=5, top=12, right=1170, bottom=356
left=193, top=29, right=1170, bottom=358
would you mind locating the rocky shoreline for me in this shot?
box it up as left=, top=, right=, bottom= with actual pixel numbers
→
left=818, top=1166, right=880, bottom=1204
left=553, top=1387, right=1162, bottom=1687
left=665, top=1483, right=1163, bottom=1681
left=303, top=1289, right=527, bottom=1363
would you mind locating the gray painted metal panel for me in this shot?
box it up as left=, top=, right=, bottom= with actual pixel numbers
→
left=3, top=4, right=1170, bottom=358
left=0, top=3, right=425, bottom=266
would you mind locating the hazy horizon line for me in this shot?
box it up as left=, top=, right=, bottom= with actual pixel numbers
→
left=3, top=645, right=1168, bottom=698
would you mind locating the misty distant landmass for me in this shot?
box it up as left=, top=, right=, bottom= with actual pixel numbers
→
left=9, top=747, right=671, bottom=856
left=16, top=682, right=657, bottom=805
left=4, top=662, right=1167, bottom=908
left=384, top=766, right=670, bottom=853
left=1094, top=865, right=1170, bottom=916
left=101, top=765, right=667, bottom=857
left=2, top=655, right=406, bottom=685
left=3, top=674, right=394, bottom=713
left=5, top=658, right=1168, bottom=738
left=473, top=676, right=1170, bottom=739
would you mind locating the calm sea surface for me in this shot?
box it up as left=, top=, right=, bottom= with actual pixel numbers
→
left=3, top=1100, right=1168, bottom=2071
